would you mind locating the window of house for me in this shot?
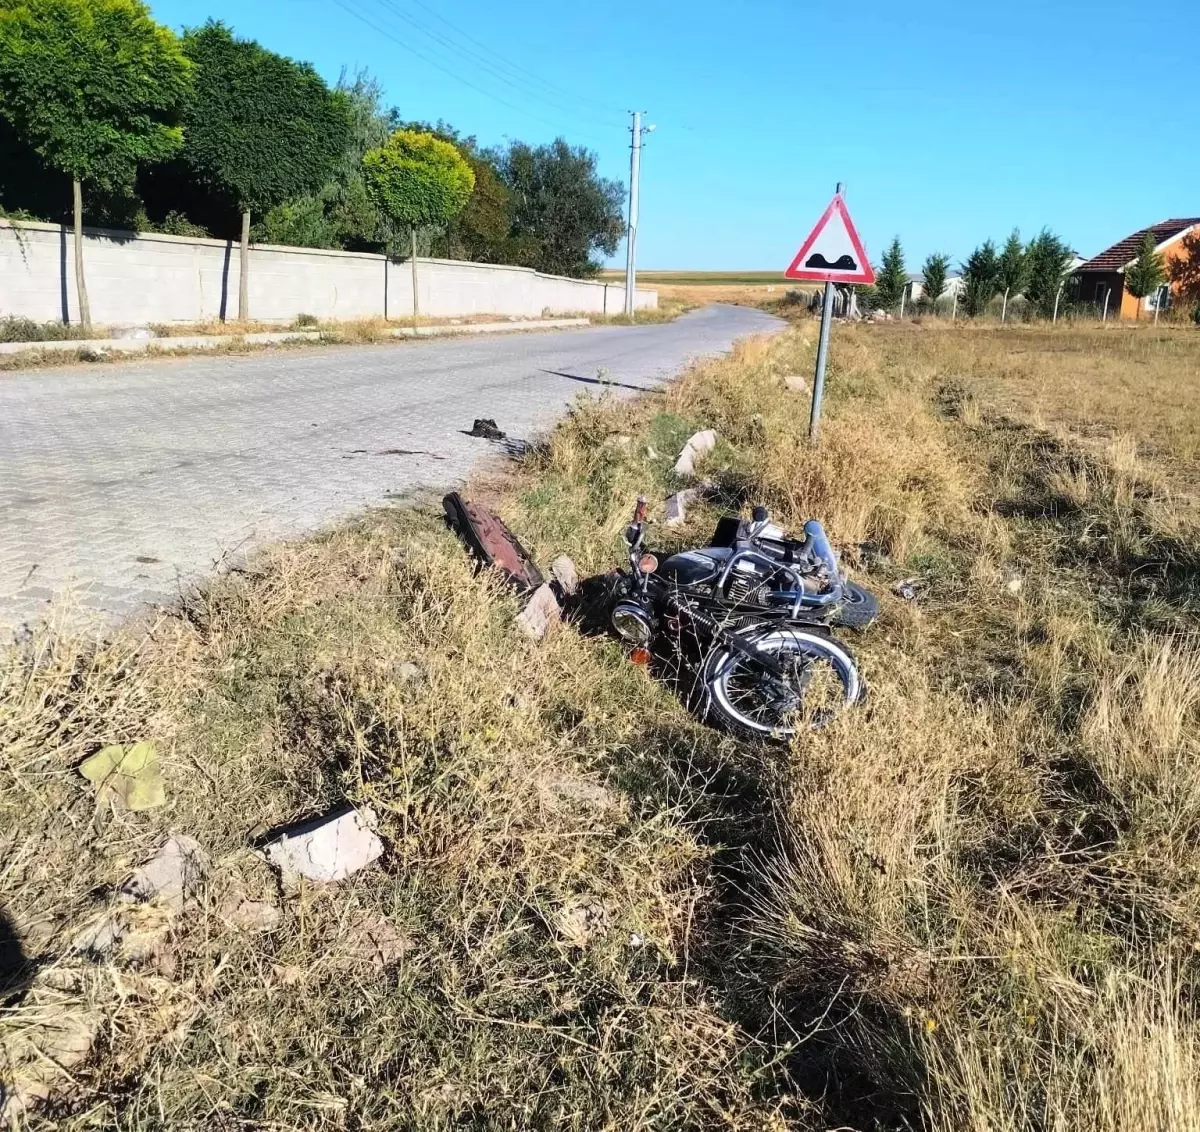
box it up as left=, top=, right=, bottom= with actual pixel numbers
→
left=1145, top=285, right=1171, bottom=311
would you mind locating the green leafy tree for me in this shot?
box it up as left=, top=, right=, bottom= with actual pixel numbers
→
left=997, top=229, right=1028, bottom=322
left=178, top=22, right=351, bottom=319
left=1124, top=229, right=1167, bottom=319
left=1024, top=229, right=1073, bottom=319
left=920, top=252, right=951, bottom=313
left=362, top=128, right=475, bottom=319
left=961, top=240, right=1000, bottom=317
left=491, top=139, right=624, bottom=278
left=256, top=68, right=400, bottom=253
left=0, top=0, right=191, bottom=328
left=874, top=236, right=907, bottom=311
left=399, top=120, right=514, bottom=264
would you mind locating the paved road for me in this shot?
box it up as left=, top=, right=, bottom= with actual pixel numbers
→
left=0, top=304, right=782, bottom=633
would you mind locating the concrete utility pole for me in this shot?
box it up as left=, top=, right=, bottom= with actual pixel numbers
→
left=624, top=111, right=652, bottom=319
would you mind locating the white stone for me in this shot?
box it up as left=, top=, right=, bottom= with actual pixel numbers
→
left=550, top=554, right=579, bottom=595
left=120, top=835, right=209, bottom=913
left=263, top=806, right=383, bottom=885
left=782, top=374, right=809, bottom=394
left=664, top=489, right=697, bottom=527
left=673, top=430, right=717, bottom=477
left=515, top=583, right=561, bottom=640
left=1005, top=576, right=1023, bottom=594
left=70, top=914, right=124, bottom=956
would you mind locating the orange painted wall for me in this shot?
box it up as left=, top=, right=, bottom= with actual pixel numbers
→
left=1119, top=230, right=1197, bottom=318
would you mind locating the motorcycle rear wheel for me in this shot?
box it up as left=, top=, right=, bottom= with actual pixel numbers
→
left=702, top=625, right=862, bottom=741
left=830, top=582, right=880, bottom=630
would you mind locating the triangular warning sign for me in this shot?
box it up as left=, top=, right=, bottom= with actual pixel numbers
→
left=784, top=194, right=875, bottom=284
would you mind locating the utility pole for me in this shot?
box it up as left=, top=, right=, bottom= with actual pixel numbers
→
left=624, top=111, right=650, bottom=319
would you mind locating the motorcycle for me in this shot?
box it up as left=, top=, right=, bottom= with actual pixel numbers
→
left=605, top=498, right=867, bottom=741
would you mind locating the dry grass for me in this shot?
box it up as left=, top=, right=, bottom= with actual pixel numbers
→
left=3, top=320, right=1200, bottom=1129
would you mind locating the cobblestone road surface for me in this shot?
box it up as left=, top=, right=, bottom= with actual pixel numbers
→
left=0, top=304, right=782, bottom=633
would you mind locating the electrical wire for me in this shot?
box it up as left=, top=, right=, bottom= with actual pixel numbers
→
left=365, top=0, right=621, bottom=130
left=396, top=0, right=626, bottom=117
left=329, top=0, right=624, bottom=143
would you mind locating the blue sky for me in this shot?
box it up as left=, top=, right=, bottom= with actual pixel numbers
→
left=148, top=0, right=1200, bottom=271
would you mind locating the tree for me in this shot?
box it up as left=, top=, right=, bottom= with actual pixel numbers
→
left=178, top=22, right=351, bottom=319
left=997, top=229, right=1027, bottom=322
left=1024, top=229, right=1073, bottom=319
left=490, top=139, right=624, bottom=278
left=362, top=128, right=475, bottom=320
left=1124, top=229, right=1167, bottom=319
left=0, top=0, right=191, bottom=328
left=1169, top=232, right=1200, bottom=320
left=920, top=252, right=951, bottom=313
left=256, top=68, right=400, bottom=254
left=961, top=240, right=1000, bottom=317
left=875, top=236, right=907, bottom=311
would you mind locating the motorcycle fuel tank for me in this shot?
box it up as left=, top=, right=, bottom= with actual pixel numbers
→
left=658, top=547, right=732, bottom=588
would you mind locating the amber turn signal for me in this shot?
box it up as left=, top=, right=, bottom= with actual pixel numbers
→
left=630, top=646, right=651, bottom=666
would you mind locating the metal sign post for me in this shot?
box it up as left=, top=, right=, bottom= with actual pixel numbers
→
left=809, top=279, right=836, bottom=439
left=783, top=182, right=874, bottom=442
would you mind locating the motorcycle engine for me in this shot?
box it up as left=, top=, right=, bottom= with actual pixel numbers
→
left=726, top=561, right=770, bottom=606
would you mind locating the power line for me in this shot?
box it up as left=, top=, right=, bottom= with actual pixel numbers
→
left=397, top=0, right=626, bottom=117
left=364, top=0, right=621, bottom=130
left=330, top=0, right=622, bottom=142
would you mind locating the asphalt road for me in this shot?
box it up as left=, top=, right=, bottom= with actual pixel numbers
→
left=0, top=304, right=783, bottom=633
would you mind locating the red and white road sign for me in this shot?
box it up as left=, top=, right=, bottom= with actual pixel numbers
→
left=784, top=193, right=875, bottom=284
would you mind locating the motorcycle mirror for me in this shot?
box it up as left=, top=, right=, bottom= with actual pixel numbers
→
left=752, top=505, right=768, bottom=523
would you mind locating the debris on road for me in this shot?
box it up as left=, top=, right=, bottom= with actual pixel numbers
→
left=79, top=741, right=165, bottom=811
left=465, top=418, right=506, bottom=440
left=516, top=583, right=562, bottom=640
left=263, top=806, right=384, bottom=885
left=673, top=429, right=717, bottom=477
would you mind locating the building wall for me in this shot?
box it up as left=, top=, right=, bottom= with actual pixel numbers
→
left=0, top=219, right=656, bottom=326
left=1077, top=232, right=1198, bottom=320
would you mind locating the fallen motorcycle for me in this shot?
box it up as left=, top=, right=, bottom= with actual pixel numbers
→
left=604, top=498, right=868, bottom=741
left=655, top=503, right=879, bottom=630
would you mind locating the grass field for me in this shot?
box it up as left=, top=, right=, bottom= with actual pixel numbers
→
left=3, top=321, right=1200, bottom=1129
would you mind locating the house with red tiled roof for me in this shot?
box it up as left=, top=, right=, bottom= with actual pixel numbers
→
left=1073, top=219, right=1200, bottom=319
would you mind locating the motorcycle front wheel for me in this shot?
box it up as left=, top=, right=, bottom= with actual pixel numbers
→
left=702, top=625, right=863, bottom=741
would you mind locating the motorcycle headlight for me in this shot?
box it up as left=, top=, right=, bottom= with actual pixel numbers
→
left=611, top=600, right=653, bottom=645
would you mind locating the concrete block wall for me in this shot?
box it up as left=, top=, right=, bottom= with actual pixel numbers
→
left=0, top=220, right=656, bottom=326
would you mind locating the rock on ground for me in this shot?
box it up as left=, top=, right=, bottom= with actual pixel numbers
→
left=121, top=834, right=210, bottom=912
left=549, top=555, right=579, bottom=596
left=516, top=583, right=562, bottom=640
left=263, top=806, right=384, bottom=885
left=673, top=429, right=717, bottom=477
